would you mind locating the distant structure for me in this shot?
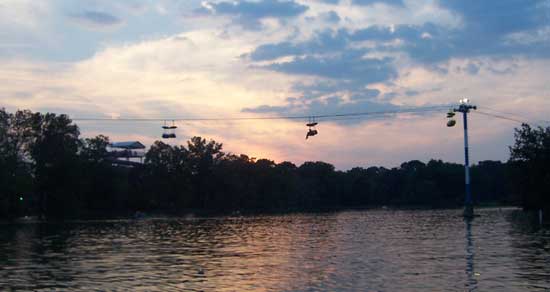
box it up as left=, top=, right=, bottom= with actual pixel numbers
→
left=108, top=141, right=146, bottom=166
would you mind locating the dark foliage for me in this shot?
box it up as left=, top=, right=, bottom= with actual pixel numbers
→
left=509, top=124, right=550, bottom=211
left=1, top=109, right=542, bottom=220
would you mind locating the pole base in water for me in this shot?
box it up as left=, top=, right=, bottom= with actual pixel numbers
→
left=463, top=205, right=474, bottom=219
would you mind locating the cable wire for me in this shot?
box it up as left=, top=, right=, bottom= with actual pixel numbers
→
left=72, top=105, right=449, bottom=123
left=473, top=110, right=531, bottom=125
left=479, top=105, right=550, bottom=125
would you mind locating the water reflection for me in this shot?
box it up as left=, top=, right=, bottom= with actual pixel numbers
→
left=1, top=209, right=549, bottom=291
left=507, top=210, right=550, bottom=290
left=464, top=218, right=477, bottom=291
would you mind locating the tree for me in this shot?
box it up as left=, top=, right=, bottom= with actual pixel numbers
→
left=81, top=135, right=110, bottom=163
left=0, top=109, right=34, bottom=218
left=187, top=137, right=224, bottom=208
left=509, top=124, right=550, bottom=210
left=143, top=141, right=192, bottom=210
left=298, top=161, right=338, bottom=207
left=0, top=109, right=19, bottom=217
left=0, top=107, right=522, bottom=219
left=28, top=112, right=82, bottom=218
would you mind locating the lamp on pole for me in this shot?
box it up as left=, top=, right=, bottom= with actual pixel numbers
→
left=446, top=98, right=477, bottom=218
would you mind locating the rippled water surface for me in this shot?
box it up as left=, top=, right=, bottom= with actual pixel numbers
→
left=1, top=208, right=550, bottom=291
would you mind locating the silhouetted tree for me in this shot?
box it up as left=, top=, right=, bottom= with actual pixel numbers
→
left=509, top=124, right=550, bottom=210
left=29, top=113, right=81, bottom=218
left=0, top=108, right=525, bottom=220
left=187, top=137, right=224, bottom=208
left=0, top=109, right=33, bottom=218
left=143, top=141, right=192, bottom=210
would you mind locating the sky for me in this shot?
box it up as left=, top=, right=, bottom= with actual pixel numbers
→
left=1, top=0, right=549, bottom=169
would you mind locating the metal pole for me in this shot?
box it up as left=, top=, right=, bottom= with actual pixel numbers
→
left=463, top=109, right=473, bottom=218
left=448, top=100, right=476, bottom=218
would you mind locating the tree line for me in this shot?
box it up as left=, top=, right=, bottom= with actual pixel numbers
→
left=0, top=109, right=548, bottom=219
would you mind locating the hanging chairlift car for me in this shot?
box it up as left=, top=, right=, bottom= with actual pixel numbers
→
left=446, top=110, right=456, bottom=127
left=162, top=121, right=177, bottom=139
left=305, top=117, right=318, bottom=139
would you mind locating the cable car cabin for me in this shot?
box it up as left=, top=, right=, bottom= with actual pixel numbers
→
left=305, top=121, right=319, bottom=139
left=306, top=129, right=318, bottom=139
left=162, top=133, right=176, bottom=139
left=162, top=122, right=177, bottom=139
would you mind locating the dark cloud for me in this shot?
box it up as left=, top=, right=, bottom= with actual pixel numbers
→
left=350, top=23, right=460, bottom=64
left=249, top=30, right=397, bottom=86
left=405, top=90, right=419, bottom=96
left=350, top=89, right=381, bottom=100
left=292, top=80, right=367, bottom=99
left=248, top=30, right=396, bottom=117
left=70, top=10, right=121, bottom=27
left=352, top=16, right=549, bottom=63
left=307, top=96, right=398, bottom=116
left=352, top=0, right=405, bottom=6
left=242, top=95, right=399, bottom=118
left=248, top=41, right=304, bottom=61
left=209, top=0, right=308, bottom=17
left=351, top=23, right=439, bottom=42
left=266, top=53, right=397, bottom=83
left=438, top=0, right=546, bottom=35
left=487, top=63, right=519, bottom=75
left=322, top=11, right=341, bottom=23
left=464, top=63, right=480, bottom=75
left=317, top=0, right=340, bottom=4
left=344, top=1, right=549, bottom=63
left=241, top=104, right=290, bottom=113
left=382, top=92, right=399, bottom=100
left=198, top=0, right=308, bottom=29
left=406, top=0, right=549, bottom=62
left=248, top=29, right=349, bottom=61
left=243, top=1, right=549, bottom=119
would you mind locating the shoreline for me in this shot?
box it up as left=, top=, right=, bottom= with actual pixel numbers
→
left=1, top=204, right=523, bottom=224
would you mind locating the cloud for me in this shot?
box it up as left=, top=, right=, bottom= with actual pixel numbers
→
left=248, top=29, right=397, bottom=85
left=265, top=53, right=397, bottom=83
left=69, top=10, right=122, bottom=28
left=3, top=0, right=550, bottom=169
left=242, top=94, right=398, bottom=117
left=248, top=29, right=349, bottom=61
left=246, top=1, right=550, bottom=66
left=197, top=0, right=308, bottom=29
left=411, top=1, right=549, bottom=62
left=321, top=11, right=340, bottom=23
left=0, top=0, right=50, bottom=29
left=317, top=0, right=340, bottom=4
left=464, top=62, right=480, bottom=75
left=292, top=80, right=375, bottom=100
left=404, top=90, right=419, bottom=96
left=239, top=1, right=550, bottom=144
left=351, top=0, right=404, bottom=6
left=246, top=28, right=399, bottom=120
left=351, top=6, right=549, bottom=63
left=438, top=0, right=546, bottom=35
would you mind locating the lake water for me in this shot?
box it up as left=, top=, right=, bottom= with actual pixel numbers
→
left=1, top=208, right=549, bottom=291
